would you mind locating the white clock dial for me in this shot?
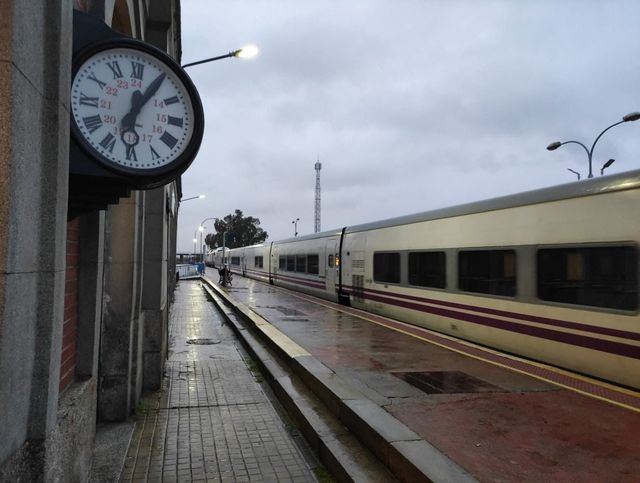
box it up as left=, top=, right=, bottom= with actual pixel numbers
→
left=71, top=47, right=195, bottom=170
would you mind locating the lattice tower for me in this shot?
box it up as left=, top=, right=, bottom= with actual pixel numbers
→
left=314, top=160, right=322, bottom=233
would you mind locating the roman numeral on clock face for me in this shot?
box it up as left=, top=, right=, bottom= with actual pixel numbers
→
left=99, top=133, right=116, bottom=153
left=160, top=131, right=178, bottom=149
left=163, top=96, right=179, bottom=106
left=79, top=93, right=99, bottom=108
left=150, top=145, right=161, bottom=160
left=167, top=116, right=183, bottom=128
left=106, top=61, right=123, bottom=79
left=82, top=115, right=103, bottom=134
left=125, top=145, right=137, bottom=162
left=130, top=61, right=144, bottom=80
left=87, top=72, right=107, bottom=90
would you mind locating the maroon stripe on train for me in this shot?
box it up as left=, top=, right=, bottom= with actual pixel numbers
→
left=343, top=289, right=640, bottom=360
left=276, top=273, right=326, bottom=289
left=343, top=284, right=640, bottom=342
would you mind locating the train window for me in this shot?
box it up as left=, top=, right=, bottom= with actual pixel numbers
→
left=286, top=255, right=295, bottom=271
left=459, top=250, right=516, bottom=297
left=255, top=256, right=263, bottom=268
left=296, top=255, right=306, bottom=273
left=374, top=252, right=401, bottom=284
left=328, top=254, right=333, bottom=267
left=231, top=256, right=240, bottom=266
left=409, top=252, right=446, bottom=288
left=538, top=246, right=637, bottom=311
left=279, top=256, right=286, bottom=270
left=307, top=254, right=319, bottom=274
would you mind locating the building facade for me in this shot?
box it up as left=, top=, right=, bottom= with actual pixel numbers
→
left=0, top=0, right=182, bottom=480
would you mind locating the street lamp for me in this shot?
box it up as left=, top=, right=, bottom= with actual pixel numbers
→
left=182, top=45, right=259, bottom=69
left=181, top=194, right=205, bottom=202
left=567, top=168, right=581, bottom=180
left=546, top=111, right=640, bottom=179
left=292, top=218, right=299, bottom=237
left=601, top=158, right=615, bottom=176
left=199, top=217, right=216, bottom=263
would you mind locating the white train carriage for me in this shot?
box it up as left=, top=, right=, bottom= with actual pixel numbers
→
left=219, top=170, right=640, bottom=389
left=270, top=230, right=343, bottom=301
left=340, top=172, right=640, bottom=389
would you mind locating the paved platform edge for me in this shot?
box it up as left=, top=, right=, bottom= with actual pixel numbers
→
left=201, top=277, right=476, bottom=483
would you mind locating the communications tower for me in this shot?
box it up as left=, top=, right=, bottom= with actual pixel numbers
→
left=314, top=159, right=322, bottom=233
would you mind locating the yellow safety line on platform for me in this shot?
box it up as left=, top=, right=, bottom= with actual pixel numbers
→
left=271, top=285, right=640, bottom=414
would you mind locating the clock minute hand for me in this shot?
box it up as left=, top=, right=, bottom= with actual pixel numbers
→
left=120, top=73, right=166, bottom=129
left=139, top=72, right=166, bottom=108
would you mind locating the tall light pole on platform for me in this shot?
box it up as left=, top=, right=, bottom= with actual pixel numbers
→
left=199, top=217, right=216, bottom=263
left=292, top=218, right=299, bottom=237
left=547, top=111, right=640, bottom=179
left=182, top=45, right=259, bottom=69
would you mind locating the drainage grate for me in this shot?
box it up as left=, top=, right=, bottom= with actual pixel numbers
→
left=392, top=371, right=504, bottom=394
left=186, top=338, right=221, bottom=345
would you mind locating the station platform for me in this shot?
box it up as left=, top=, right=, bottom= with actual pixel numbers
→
left=202, top=273, right=640, bottom=482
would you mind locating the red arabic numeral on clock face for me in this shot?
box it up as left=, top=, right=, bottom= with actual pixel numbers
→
left=142, top=134, right=153, bottom=143
left=156, top=113, right=167, bottom=123
left=105, top=86, right=118, bottom=96
left=154, top=99, right=164, bottom=108
left=152, top=125, right=163, bottom=134
left=103, top=114, right=116, bottom=124
left=131, top=79, right=142, bottom=89
left=116, top=79, right=129, bottom=89
left=100, top=99, right=112, bottom=109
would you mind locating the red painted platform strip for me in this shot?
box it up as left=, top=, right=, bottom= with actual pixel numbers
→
left=288, top=289, right=640, bottom=412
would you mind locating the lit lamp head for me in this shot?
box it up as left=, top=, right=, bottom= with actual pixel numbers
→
left=233, top=44, right=259, bottom=59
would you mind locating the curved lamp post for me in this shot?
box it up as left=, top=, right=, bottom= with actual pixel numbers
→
left=547, top=111, right=640, bottom=179
left=182, top=45, right=259, bottom=69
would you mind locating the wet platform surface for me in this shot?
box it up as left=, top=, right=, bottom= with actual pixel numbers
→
left=121, top=281, right=317, bottom=482
left=208, top=274, right=640, bottom=482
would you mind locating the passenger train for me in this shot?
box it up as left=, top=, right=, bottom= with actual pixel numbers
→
left=208, top=170, right=640, bottom=390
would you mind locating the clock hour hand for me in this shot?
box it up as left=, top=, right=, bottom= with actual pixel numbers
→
left=121, top=90, right=143, bottom=130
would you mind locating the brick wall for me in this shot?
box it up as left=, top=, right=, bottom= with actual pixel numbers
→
left=60, top=218, right=80, bottom=392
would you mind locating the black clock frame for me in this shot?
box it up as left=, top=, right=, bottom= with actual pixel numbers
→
left=70, top=38, right=205, bottom=182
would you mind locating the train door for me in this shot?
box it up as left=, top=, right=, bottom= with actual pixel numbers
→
left=325, top=238, right=338, bottom=298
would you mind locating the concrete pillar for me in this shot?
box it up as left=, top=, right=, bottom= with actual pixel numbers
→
left=98, top=192, right=144, bottom=421
left=0, top=0, right=72, bottom=479
left=142, top=186, right=168, bottom=389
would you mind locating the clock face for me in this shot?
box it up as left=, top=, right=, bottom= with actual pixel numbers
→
left=71, top=46, right=198, bottom=173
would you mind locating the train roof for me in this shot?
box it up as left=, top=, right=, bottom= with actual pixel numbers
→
left=273, top=169, right=640, bottom=244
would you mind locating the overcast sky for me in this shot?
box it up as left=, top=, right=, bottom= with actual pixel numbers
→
left=177, top=0, right=640, bottom=253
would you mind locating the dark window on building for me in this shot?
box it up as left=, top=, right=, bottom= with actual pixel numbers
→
left=328, top=254, right=334, bottom=267
left=409, top=252, right=446, bottom=288
left=255, top=256, right=263, bottom=268
left=459, top=250, right=516, bottom=297
left=538, top=246, right=637, bottom=311
left=231, top=256, right=240, bottom=266
left=307, top=254, right=319, bottom=274
left=279, top=256, right=286, bottom=270
left=286, top=255, right=295, bottom=271
left=296, top=255, right=306, bottom=273
left=374, top=252, right=401, bottom=284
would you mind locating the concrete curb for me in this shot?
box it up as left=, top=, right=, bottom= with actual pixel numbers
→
left=201, top=278, right=476, bottom=483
